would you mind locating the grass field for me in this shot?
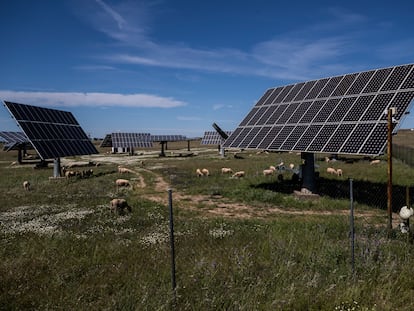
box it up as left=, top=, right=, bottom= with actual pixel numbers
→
left=1, top=140, right=414, bottom=310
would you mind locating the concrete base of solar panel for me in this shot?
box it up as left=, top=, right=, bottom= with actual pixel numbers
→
left=293, top=189, right=320, bottom=200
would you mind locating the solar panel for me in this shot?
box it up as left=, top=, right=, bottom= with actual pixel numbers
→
left=223, top=64, right=414, bottom=156
left=151, top=135, right=187, bottom=142
left=201, top=131, right=232, bottom=145
left=0, top=131, right=29, bottom=144
left=111, top=132, right=153, bottom=148
left=3, top=101, right=98, bottom=159
left=100, top=134, right=112, bottom=147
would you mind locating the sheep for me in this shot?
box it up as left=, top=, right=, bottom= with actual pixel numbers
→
left=116, top=178, right=131, bottom=191
left=221, top=167, right=233, bottom=174
left=326, top=167, right=337, bottom=175
left=263, top=165, right=276, bottom=176
left=289, top=163, right=295, bottom=170
left=23, top=180, right=30, bottom=191
left=232, top=171, right=245, bottom=178
left=336, top=168, right=343, bottom=177
left=201, top=168, right=210, bottom=176
left=370, top=159, right=381, bottom=165
left=81, top=169, right=93, bottom=178
left=65, top=170, right=77, bottom=178
left=263, top=169, right=274, bottom=176
left=118, top=166, right=134, bottom=174
left=196, top=168, right=204, bottom=177
left=109, top=198, right=132, bottom=214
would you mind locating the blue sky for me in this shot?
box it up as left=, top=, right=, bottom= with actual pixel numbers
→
left=1, top=0, right=414, bottom=139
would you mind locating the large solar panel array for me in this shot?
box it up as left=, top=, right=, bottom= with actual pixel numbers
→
left=0, top=131, right=32, bottom=151
left=223, top=64, right=414, bottom=156
left=111, top=132, right=153, bottom=148
left=0, top=131, right=29, bottom=144
left=201, top=131, right=233, bottom=145
left=151, top=135, right=187, bottom=142
left=3, top=101, right=99, bottom=159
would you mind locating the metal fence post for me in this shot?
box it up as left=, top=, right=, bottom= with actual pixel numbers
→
left=168, top=189, right=177, bottom=303
left=349, top=178, right=355, bottom=275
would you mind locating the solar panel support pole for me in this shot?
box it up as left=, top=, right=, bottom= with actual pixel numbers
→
left=301, top=152, right=316, bottom=193
left=53, top=158, right=61, bottom=178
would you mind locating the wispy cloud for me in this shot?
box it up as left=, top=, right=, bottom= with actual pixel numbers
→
left=82, top=1, right=405, bottom=81
left=213, top=104, right=233, bottom=111
left=0, top=90, right=187, bottom=108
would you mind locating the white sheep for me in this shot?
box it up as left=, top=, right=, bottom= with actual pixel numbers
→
left=116, top=178, right=131, bottom=191
left=65, top=170, right=77, bottom=178
left=23, top=180, right=30, bottom=191
left=118, top=166, right=134, bottom=174
left=201, top=168, right=210, bottom=176
left=263, top=169, right=275, bottom=176
left=326, top=167, right=337, bottom=175
left=370, top=159, right=381, bottom=165
left=232, top=171, right=245, bottom=178
left=336, top=168, right=343, bottom=177
left=221, top=167, right=233, bottom=174
left=289, top=163, right=295, bottom=170
left=109, top=198, right=132, bottom=214
left=196, top=168, right=203, bottom=177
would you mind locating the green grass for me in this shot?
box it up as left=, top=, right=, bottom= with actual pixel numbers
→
left=1, top=145, right=414, bottom=310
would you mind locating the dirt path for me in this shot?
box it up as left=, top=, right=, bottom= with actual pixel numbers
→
left=136, top=168, right=394, bottom=224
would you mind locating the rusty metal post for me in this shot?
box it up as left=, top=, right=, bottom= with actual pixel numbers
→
left=387, top=109, right=393, bottom=231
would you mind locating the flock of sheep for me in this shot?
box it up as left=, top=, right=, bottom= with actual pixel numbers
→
left=196, top=167, right=245, bottom=178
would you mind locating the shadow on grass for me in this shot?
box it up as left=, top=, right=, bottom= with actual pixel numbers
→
left=253, top=177, right=414, bottom=212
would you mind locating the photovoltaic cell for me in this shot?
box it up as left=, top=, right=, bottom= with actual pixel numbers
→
left=201, top=131, right=232, bottom=145
left=111, top=132, right=153, bottom=148
left=3, top=101, right=98, bottom=159
left=151, top=135, right=187, bottom=142
left=0, top=131, right=29, bottom=144
left=224, top=64, right=414, bottom=156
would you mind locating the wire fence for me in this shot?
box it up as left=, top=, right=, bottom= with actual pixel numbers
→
left=393, top=143, right=414, bottom=167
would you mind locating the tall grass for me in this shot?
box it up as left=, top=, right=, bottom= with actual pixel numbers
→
left=1, top=146, right=414, bottom=310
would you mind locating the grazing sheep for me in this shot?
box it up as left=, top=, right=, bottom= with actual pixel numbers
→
left=23, top=180, right=30, bottom=191
left=201, top=168, right=210, bottom=176
left=336, top=168, right=343, bottom=177
left=232, top=171, right=245, bottom=178
left=289, top=163, right=295, bottom=170
left=221, top=167, right=233, bottom=174
left=81, top=169, right=93, bottom=178
left=65, top=170, right=77, bottom=178
left=196, top=168, right=204, bottom=177
left=370, top=159, right=381, bottom=165
left=269, top=165, right=276, bottom=171
left=118, top=166, right=134, bottom=174
left=116, top=178, right=131, bottom=191
left=109, top=198, right=132, bottom=214
left=326, top=167, right=337, bottom=175
left=263, top=168, right=275, bottom=176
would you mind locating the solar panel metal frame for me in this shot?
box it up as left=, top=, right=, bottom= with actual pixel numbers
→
left=111, top=132, right=153, bottom=148
left=223, top=64, right=414, bottom=156
left=3, top=101, right=99, bottom=160
left=0, top=131, right=29, bottom=144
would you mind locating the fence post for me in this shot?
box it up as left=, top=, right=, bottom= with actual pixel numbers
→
left=349, top=178, right=355, bottom=275
left=168, top=189, right=177, bottom=304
